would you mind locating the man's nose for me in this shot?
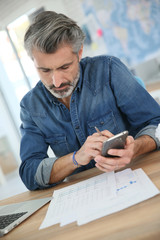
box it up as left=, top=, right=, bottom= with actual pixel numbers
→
left=51, top=71, right=63, bottom=88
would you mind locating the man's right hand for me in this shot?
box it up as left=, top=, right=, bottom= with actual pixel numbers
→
left=49, top=130, right=113, bottom=184
left=75, top=130, right=113, bottom=166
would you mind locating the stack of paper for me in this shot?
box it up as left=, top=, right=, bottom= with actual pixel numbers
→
left=40, top=168, right=159, bottom=229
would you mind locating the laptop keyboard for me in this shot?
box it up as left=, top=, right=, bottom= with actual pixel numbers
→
left=0, top=212, right=27, bottom=229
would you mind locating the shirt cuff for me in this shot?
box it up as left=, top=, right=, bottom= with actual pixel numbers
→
left=135, top=125, right=160, bottom=149
left=35, top=157, right=57, bottom=188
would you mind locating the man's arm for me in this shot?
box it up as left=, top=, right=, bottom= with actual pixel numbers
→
left=49, top=128, right=158, bottom=184
left=49, top=153, right=78, bottom=184
left=132, top=135, right=157, bottom=158
left=49, top=132, right=112, bottom=184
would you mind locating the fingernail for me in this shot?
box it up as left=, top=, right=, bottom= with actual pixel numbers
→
left=95, top=157, right=99, bottom=162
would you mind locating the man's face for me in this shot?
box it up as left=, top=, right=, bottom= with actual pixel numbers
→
left=32, top=45, right=82, bottom=99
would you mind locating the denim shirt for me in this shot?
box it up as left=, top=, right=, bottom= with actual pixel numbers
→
left=19, top=56, right=160, bottom=190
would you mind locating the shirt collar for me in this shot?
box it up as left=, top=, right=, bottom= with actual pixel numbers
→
left=75, top=62, right=83, bottom=92
left=40, top=81, right=58, bottom=104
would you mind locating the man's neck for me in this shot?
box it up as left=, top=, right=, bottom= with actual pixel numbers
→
left=58, top=96, right=71, bottom=110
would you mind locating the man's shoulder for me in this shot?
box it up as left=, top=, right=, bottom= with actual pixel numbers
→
left=80, top=55, right=120, bottom=66
left=79, top=55, right=120, bottom=91
left=20, top=81, right=44, bottom=106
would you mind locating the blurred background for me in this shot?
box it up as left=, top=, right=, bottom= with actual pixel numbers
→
left=0, top=0, right=160, bottom=200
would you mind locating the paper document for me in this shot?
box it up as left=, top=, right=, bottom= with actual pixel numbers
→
left=40, top=168, right=159, bottom=229
left=40, top=171, right=116, bottom=229
left=78, top=168, right=159, bottom=225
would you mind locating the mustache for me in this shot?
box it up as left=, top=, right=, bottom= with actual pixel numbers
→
left=49, top=82, right=73, bottom=90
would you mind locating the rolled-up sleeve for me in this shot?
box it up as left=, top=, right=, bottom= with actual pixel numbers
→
left=35, top=157, right=59, bottom=187
left=135, top=125, right=160, bottom=149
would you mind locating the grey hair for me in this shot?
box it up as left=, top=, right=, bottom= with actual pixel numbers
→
left=24, top=11, right=85, bottom=58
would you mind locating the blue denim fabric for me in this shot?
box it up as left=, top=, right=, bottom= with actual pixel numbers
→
left=19, top=56, right=160, bottom=190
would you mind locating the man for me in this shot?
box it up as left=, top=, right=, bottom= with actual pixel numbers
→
left=19, top=11, right=160, bottom=190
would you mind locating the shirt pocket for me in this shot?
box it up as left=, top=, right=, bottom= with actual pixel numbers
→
left=45, top=134, right=70, bottom=157
left=87, top=110, right=119, bottom=135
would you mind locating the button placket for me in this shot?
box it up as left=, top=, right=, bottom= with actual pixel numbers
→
left=70, top=93, right=86, bottom=145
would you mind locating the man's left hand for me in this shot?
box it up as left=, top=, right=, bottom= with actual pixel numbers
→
left=94, top=136, right=135, bottom=172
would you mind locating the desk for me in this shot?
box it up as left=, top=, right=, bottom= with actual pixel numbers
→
left=1, top=151, right=160, bottom=240
left=146, top=80, right=160, bottom=92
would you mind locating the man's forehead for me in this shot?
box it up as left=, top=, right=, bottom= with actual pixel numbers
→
left=32, top=47, right=76, bottom=69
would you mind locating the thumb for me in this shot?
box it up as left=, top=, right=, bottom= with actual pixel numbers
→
left=125, top=135, right=134, bottom=147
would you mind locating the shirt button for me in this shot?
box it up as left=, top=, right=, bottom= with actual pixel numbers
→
left=72, top=99, right=74, bottom=103
left=75, top=126, right=79, bottom=129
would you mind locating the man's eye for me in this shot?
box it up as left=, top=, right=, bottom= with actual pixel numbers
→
left=42, top=69, right=50, bottom=73
left=61, top=66, right=69, bottom=70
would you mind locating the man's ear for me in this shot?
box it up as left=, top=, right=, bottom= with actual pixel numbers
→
left=78, top=45, right=83, bottom=61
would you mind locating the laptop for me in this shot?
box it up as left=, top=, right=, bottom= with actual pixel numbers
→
left=0, top=197, right=52, bottom=237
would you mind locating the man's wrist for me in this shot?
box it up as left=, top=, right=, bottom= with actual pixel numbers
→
left=72, top=151, right=81, bottom=168
left=134, top=135, right=156, bottom=158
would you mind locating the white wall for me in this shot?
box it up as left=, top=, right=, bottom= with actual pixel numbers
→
left=0, top=0, right=66, bottom=29
left=133, top=57, right=160, bottom=84
left=0, top=0, right=87, bottom=29
left=0, top=91, right=20, bottom=164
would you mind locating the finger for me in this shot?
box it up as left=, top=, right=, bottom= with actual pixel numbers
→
left=89, top=133, right=108, bottom=143
left=95, top=163, right=113, bottom=172
left=95, top=154, right=129, bottom=170
left=96, top=162, right=125, bottom=172
left=101, top=130, right=114, bottom=138
left=107, top=149, right=131, bottom=165
left=85, top=149, right=102, bottom=159
left=95, top=155, right=119, bottom=168
left=107, top=148, right=124, bottom=157
left=86, top=142, right=105, bottom=154
left=95, top=155, right=118, bottom=165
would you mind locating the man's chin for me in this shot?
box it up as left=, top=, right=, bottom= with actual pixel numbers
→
left=49, top=88, right=73, bottom=98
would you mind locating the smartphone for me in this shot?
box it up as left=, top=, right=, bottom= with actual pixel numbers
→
left=101, top=131, right=128, bottom=157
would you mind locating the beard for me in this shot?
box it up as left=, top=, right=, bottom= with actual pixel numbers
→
left=44, top=69, right=80, bottom=99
